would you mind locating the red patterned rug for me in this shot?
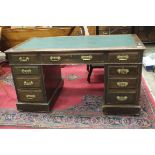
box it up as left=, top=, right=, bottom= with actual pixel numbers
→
left=0, top=64, right=155, bottom=128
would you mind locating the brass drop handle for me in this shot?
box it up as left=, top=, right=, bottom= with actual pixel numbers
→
left=116, top=96, right=128, bottom=101
left=117, top=68, right=129, bottom=75
left=23, top=80, right=34, bottom=86
left=81, top=55, right=93, bottom=61
left=21, top=69, right=32, bottom=74
left=26, top=94, right=36, bottom=100
left=117, top=55, right=129, bottom=61
left=117, top=82, right=128, bottom=88
left=50, top=56, right=61, bottom=62
left=19, top=56, right=30, bottom=62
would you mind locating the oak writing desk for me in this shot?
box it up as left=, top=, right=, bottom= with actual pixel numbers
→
left=5, top=34, right=145, bottom=115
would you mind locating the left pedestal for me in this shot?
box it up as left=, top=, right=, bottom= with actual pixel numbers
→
left=11, top=65, right=63, bottom=112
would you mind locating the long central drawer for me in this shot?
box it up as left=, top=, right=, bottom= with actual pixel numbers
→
left=41, top=53, right=105, bottom=64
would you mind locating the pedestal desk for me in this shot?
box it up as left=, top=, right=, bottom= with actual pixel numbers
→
left=5, top=34, right=145, bottom=115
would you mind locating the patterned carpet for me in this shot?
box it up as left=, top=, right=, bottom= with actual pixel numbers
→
left=0, top=65, right=155, bottom=128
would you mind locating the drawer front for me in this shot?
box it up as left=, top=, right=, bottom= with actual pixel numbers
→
left=108, top=65, right=139, bottom=77
left=107, top=91, right=137, bottom=104
left=108, top=52, right=140, bottom=63
left=108, top=78, right=137, bottom=89
left=15, top=76, right=42, bottom=88
left=12, top=66, right=40, bottom=75
left=41, top=53, right=104, bottom=64
left=17, top=89, right=45, bottom=102
left=9, top=54, right=39, bottom=64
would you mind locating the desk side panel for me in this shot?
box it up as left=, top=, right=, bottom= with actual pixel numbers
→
left=42, top=65, right=63, bottom=103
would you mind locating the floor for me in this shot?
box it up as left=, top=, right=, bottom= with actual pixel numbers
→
left=142, top=44, right=155, bottom=99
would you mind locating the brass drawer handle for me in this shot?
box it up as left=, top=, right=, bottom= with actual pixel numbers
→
left=26, top=94, right=36, bottom=100
left=50, top=56, right=61, bottom=62
left=81, top=55, right=93, bottom=61
left=117, top=68, right=129, bottom=75
left=21, top=69, right=32, bottom=74
left=23, top=81, right=34, bottom=86
left=19, top=56, right=30, bottom=62
left=116, top=96, right=128, bottom=101
left=117, top=82, right=128, bottom=88
left=103, top=32, right=108, bottom=35
left=117, top=55, right=129, bottom=61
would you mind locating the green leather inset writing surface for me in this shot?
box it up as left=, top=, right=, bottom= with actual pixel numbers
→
left=14, top=34, right=138, bottom=51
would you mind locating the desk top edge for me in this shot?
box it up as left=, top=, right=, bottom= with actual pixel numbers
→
left=5, top=34, right=146, bottom=53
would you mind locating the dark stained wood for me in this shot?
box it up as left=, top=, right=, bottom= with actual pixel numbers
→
left=108, top=51, right=141, bottom=63
left=10, top=63, right=63, bottom=112
left=17, top=89, right=45, bottom=102
left=108, top=78, right=138, bottom=89
left=106, top=90, right=137, bottom=105
left=8, top=53, right=39, bottom=64
left=102, top=105, right=141, bottom=115
left=16, top=79, right=64, bottom=112
left=15, top=75, right=42, bottom=88
left=12, top=66, right=40, bottom=75
left=41, top=53, right=105, bottom=65
left=5, top=35, right=145, bottom=114
left=5, top=34, right=145, bottom=53
left=108, top=65, right=140, bottom=77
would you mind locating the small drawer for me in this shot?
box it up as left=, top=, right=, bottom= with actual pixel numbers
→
left=17, top=89, right=45, bottom=102
left=106, top=90, right=137, bottom=104
left=15, top=76, right=42, bottom=88
left=72, top=53, right=104, bottom=64
left=108, top=65, right=139, bottom=77
left=108, top=78, right=137, bottom=89
left=8, top=54, right=39, bottom=64
left=41, top=54, right=70, bottom=64
left=41, top=53, right=104, bottom=64
left=12, top=66, right=40, bottom=75
left=108, top=52, right=140, bottom=63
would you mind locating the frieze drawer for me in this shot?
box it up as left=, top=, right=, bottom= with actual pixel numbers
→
left=8, top=54, right=39, bottom=64
left=41, top=53, right=104, bottom=64
left=108, top=65, right=139, bottom=77
left=17, top=89, right=45, bottom=102
left=108, top=52, right=141, bottom=63
left=15, top=76, right=42, bottom=88
left=108, top=78, right=137, bottom=89
left=106, top=90, right=137, bottom=104
left=12, top=66, right=40, bottom=75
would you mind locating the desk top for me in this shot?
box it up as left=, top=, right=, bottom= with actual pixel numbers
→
left=5, top=34, right=145, bottom=53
